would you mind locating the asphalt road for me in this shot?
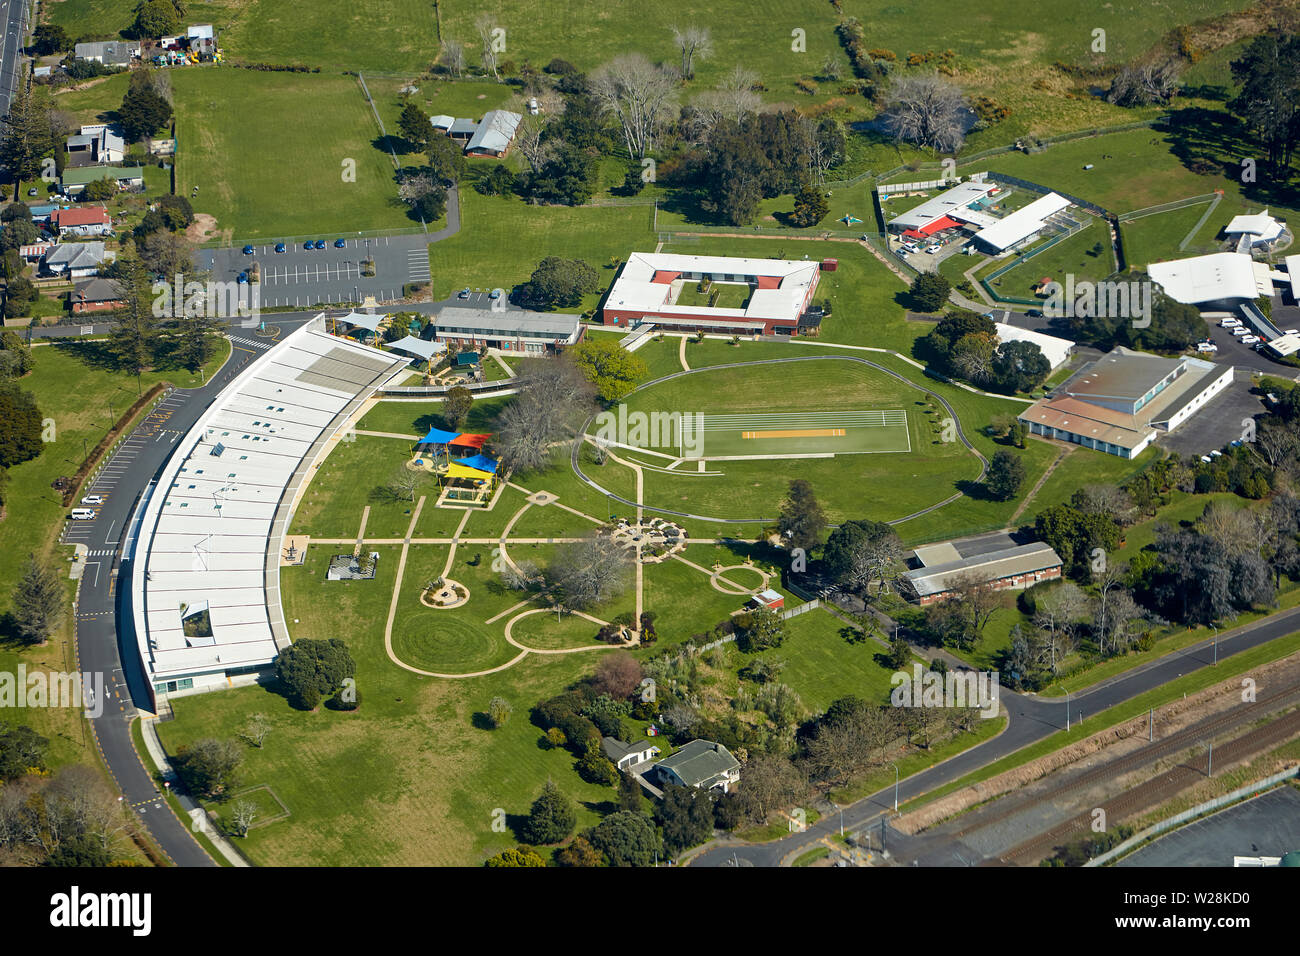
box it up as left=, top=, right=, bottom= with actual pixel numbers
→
left=194, top=187, right=459, bottom=309
left=62, top=312, right=316, bottom=866
left=691, top=602, right=1300, bottom=866
left=0, top=0, right=27, bottom=117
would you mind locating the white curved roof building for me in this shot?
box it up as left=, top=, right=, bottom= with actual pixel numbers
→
left=128, top=317, right=408, bottom=707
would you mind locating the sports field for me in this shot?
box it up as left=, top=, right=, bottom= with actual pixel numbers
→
left=690, top=409, right=910, bottom=458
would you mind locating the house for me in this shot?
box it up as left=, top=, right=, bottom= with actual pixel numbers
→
left=51, top=206, right=112, bottom=238
left=1225, top=210, right=1285, bottom=251
left=900, top=541, right=1064, bottom=605
left=28, top=204, right=57, bottom=224
left=71, top=277, right=125, bottom=314
left=430, top=114, right=456, bottom=134
left=465, top=110, right=522, bottom=157
left=601, top=736, right=659, bottom=772
left=652, top=739, right=741, bottom=794
left=43, top=241, right=112, bottom=279
left=448, top=118, right=478, bottom=143
left=432, top=306, right=584, bottom=354
left=1018, top=346, right=1236, bottom=458
left=602, top=252, right=823, bottom=336
left=61, top=166, right=144, bottom=197
left=72, top=40, right=140, bottom=66
left=65, top=124, right=126, bottom=167
left=747, top=588, right=785, bottom=612
left=20, top=242, right=55, bottom=263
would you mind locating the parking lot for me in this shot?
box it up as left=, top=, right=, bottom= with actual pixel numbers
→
left=1158, top=370, right=1266, bottom=458
left=197, top=233, right=434, bottom=308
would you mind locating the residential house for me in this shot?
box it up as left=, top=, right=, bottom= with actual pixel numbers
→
left=72, top=277, right=125, bottom=314
left=601, top=737, right=659, bottom=772
left=652, top=739, right=741, bottom=794
left=65, top=124, right=126, bottom=167
left=28, top=204, right=57, bottom=225
left=72, top=40, right=140, bottom=66
left=43, top=241, right=113, bottom=279
left=51, top=207, right=112, bottom=238
left=465, top=110, right=522, bottom=157
left=20, top=242, right=55, bottom=263
left=61, top=166, right=144, bottom=198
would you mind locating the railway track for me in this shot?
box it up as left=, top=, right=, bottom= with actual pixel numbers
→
left=944, top=678, right=1300, bottom=843
left=1001, top=705, right=1300, bottom=865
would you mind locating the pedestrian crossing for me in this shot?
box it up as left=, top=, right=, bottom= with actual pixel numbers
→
left=407, top=248, right=431, bottom=281
left=229, top=334, right=275, bottom=351
left=87, top=549, right=116, bottom=557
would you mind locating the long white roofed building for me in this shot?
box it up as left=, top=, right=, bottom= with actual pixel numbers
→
left=128, top=317, right=408, bottom=707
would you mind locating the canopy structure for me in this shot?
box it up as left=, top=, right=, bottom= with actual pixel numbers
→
left=453, top=454, right=498, bottom=475
left=338, top=311, right=383, bottom=332
left=449, top=433, right=490, bottom=449
left=419, top=426, right=461, bottom=445
left=388, top=335, right=444, bottom=361
left=447, top=461, right=494, bottom=481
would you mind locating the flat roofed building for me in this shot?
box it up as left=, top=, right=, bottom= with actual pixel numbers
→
left=602, top=252, right=822, bottom=335
left=900, top=541, right=1063, bottom=604
left=1148, top=252, right=1274, bottom=308
left=1018, top=347, right=1234, bottom=458
left=1225, top=209, right=1284, bottom=250
left=433, top=306, right=584, bottom=353
left=970, top=192, right=1072, bottom=253
left=129, top=317, right=409, bottom=708
left=887, top=180, right=997, bottom=232
left=995, top=322, right=1074, bottom=369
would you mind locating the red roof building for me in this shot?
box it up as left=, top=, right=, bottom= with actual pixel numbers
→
left=52, top=206, right=112, bottom=236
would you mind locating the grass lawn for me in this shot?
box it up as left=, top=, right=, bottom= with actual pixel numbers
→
left=173, top=69, right=415, bottom=241
left=980, top=219, right=1115, bottom=299
left=1120, top=199, right=1220, bottom=266
left=761, top=607, right=897, bottom=713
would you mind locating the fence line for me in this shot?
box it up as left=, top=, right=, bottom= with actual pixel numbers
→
left=1180, top=192, right=1225, bottom=252
left=1086, top=766, right=1300, bottom=867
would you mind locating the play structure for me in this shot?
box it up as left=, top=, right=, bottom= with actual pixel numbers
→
left=839, top=214, right=863, bottom=225
left=409, top=427, right=500, bottom=507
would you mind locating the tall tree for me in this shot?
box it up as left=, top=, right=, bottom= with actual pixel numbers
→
left=521, top=780, right=576, bottom=845
left=778, top=478, right=826, bottom=552
left=1229, top=32, right=1300, bottom=176
left=881, top=73, right=970, bottom=153
left=0, top=85, right=54, bottom=183
left=106, top=243, right=159, bottom=375
left=117, top=70, right=173, bottom=142
left=671, top=25, right=713, bottom=80
left=398, top=100, right=432, bottom=151
left=591, top=53, right=679, bottom=159
left=0, top=382, right=43, bottom=468
left=11, top=554, right=63, bottom=646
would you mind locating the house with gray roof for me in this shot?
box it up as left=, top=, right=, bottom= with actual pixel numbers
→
left=465, top=110, right=522, bottom=157
left=652, top=739, right=741, bottom=793
left=43, top=241, right=113, bottom=279
left=900, top=541, right=1063, bottom=605
left=601, top=737, right=660, bottom=771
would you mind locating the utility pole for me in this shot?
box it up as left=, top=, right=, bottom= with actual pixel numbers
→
left=1148, top=707, right=1153, bottom=743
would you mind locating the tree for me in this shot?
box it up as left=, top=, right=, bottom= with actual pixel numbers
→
left=140, top=229, right=195, bottom=278
left=273, top=638, right=356, bottom=710
left=591, top=53, right=679, bottom=159
left=881, top=73, right=970, bottom=152
left=104, top=243, right=160, bottom=375
left=802, top=703, right=896, bottom=790
left=520, top=256, right=598, bottom=310
left=554, top=835, right=602, bottom=866
left=173, top=738, right=242, bottom=799
left=617, top=771, right=643, bottom=812
left=0, top=723, right=48, bottom=780
left=229, top=799, right=257, bottom=837
left=734, top=753, right=805, bottom=823
left=133, top=0, right=180, bottom=38
left=734, top=606, right=785, bottom=653
left=549, top=533, right=633, bottom=609
left=0, top=85, right=54, bottom=183
left=910, top=272, right=951, bottom=312
left=0, top=382, right=43, bottom=468
left=585, top=810, right=661, bottom=866
left=387, top=464, right=424, bottom=503
left=118, top=70, right=173, bottom=142
left=1229, top=33, right=1300, bottom=176
left=569, top=337, right=648, bottom=402
left=522, top=780, right=576, bottom=845
left=516, top=141, right=597, bottom=205
left=31, top=24, right=71, bottom=55
left=484, top=845, right=546, bottom=867
left=985, top=450, right=1026, bottom=501
left=991, top=339, right=1050, bottom=394
left=475, top=14, right=501, bottom=79
left=3, top=276, right=35, bottom=320
left=655, top=783, right=715, bottom=854
left=822, top=518, right=903, bottom=593
left=442, top=386, right=473, bottom=430
left=441, top=38, right=466, bottom=77
left=426, top=133, right=467, bottom=186
left=790, top=183, right=829, bottom=228
left=11, top=554, right=63, bottom=646
left=576, top=737, right=620, bottom=785
left=398, top=100, right=432, bottom=151
left=475, top=165, right=514, bottom=196
left=397, top=169, right=447, bottom=223
left=671, top=25, right=713, bottom=79
left=487, top=696, right=513, bottom=728
left=493, top=357, right=597, bottom=473
left=945, top=572, right=1006, bottom=648
left=590, top=652, right=643, bottom=700
left=1107, top=58, right=1182, bottom=107
left=240, top=713, right=272, bottom=748
left=778, top=478, right=826, bottom=552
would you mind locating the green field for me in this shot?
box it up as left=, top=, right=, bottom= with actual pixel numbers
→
left=173, top=70, right=415, bottom=240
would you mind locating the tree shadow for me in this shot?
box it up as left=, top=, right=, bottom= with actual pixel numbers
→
left=580, top=798, right=620, bottom=816
left=956, top=478, right=994, bottom=501
left=470, top=711, right=495, bottom=730
left=839, top=625, right=867, bottom=646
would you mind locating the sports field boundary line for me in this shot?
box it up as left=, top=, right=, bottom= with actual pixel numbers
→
left=572, top=356, right=987, bottom=526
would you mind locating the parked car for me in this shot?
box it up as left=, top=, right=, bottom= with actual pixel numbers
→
left=334, top=238, right=346, bottom=248
left=70, top=509, right=95, bottom=520
left=1196, top=342, right=1217, bottom=352
left=457, top=288, right=471, bottom=298
left=926, top=244, right=942, bottom=254
left=1241, top=334, right=1260, bottom=344
left=1210, top=450, right=1224, bottom=458
left=242, top=244, right=255, bottom=255
left=1027, top=309, right=1043, bottom=318
left=303, top=241, right=315, bottom=250
left=314, top=239, right=326, bottom=250
left=275, top=242, right=287, bottom=253
left=488, top=288, right=503, bottom=300
left=1220, top=318, right=1240, bottom=328
left=27, top=187, right=37, bottom=197
left=237, top=271, right=249, bottom=284
left=1232, top=327, right=1249, bottom=337
left=80, top=495, right=103, bottom=505
left=1200, top=455, right=1213, bottom=463
left=1287, top=329, right=1299, bottom=335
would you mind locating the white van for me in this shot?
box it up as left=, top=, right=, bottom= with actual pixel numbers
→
left=1220, top=318, right=1240, bottom=328
left=70, top=509, right=95, bottom=520
left=1232, top=327, right=1250, bottom=337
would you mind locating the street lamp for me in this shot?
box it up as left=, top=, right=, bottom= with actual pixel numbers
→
left=1063, top=687, right=1071, bottom=731
left=891, top=763, right=900, bottom=812
left=1209, top=624, right=1218, bottom=666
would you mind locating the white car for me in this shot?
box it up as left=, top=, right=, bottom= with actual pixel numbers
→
left=1200, top=455, right=1213, bottom=463
left=1241, top=334, right=1260, bottom=344
left=1232, top=327, right=1250, bottom=337
left=1196, top=342, right=1217, bottom=352
left=925, top=244, right=942, bottom=254
left=69, top=509, right=95, bottom=520
left=1220, top=318, right=1240, bottom=328
left=80, top=495, right=104, bottom=505
left=1287, top=329, right=1299, bottom=335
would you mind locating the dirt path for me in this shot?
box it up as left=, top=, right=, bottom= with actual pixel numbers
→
left=1010, top=442, right=1073, bottom=524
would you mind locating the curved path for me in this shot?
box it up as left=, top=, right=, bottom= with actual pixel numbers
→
left=571, top=355, right=988, bottom=527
